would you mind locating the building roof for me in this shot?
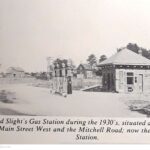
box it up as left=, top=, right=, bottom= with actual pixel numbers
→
left=78, top=64, right=93, bottom=70
left=99, top=48, right=150, bottom=66
left=6, top=67, right=25, bottom=73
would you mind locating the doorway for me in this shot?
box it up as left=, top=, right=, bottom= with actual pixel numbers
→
left=127, top=72, right=134, bottom=92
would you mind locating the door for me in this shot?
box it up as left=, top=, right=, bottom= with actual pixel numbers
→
left=138, top=74, right=143, bottom=92
left=127, top=72, right=134, bottom=92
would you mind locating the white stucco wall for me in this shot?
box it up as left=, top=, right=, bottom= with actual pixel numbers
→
left=115, top=69, right=150, bottom=93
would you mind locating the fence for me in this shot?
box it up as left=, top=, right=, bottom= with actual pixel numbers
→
left=72, top=77, right=102, bottom=90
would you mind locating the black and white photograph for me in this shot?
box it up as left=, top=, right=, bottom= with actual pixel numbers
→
left=1, top=0, right=150, bottom=118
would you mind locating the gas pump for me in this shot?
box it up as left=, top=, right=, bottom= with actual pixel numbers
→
left=67, top=61, right=72, bottom=94
left=49, top=59, right=73, bottom=97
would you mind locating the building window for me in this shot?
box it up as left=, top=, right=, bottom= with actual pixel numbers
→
left=127, top=77, right=133, bottom=84
left=127, top=72, right=134, bottom=85
left=127, top=72, right=133, bottom=76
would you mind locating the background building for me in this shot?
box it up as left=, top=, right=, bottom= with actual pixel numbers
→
left=6, top=67, right=25, bottom=78
left=77, top=64, right=96, bottom=79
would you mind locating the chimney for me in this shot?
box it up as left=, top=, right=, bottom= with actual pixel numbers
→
left=138, top=49, right=142, bottom=56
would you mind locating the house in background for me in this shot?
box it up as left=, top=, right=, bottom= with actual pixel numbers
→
left=0, top=73, right=4, bottom=78
left=76, top=64, right=96, bottom=79
left=6, top=67, right=25, bottom=78
left=98, top=48, right=150, bottom=93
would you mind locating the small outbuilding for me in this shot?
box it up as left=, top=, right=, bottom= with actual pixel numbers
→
left=98, top=48, right=150, bottom=93
left=6, top=67, right=25, bottom=78
left=77, top=64, right=95, bottom=79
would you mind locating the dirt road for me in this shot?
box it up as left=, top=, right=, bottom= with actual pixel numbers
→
left=0, top=84, right=146, bottom=117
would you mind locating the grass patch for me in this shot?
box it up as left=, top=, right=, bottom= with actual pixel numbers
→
left=0, top=90, right=16, bottom=103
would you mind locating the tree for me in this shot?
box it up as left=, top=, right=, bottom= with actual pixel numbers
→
left=54, top=58, right=67, bottom=67
left=126, top=43, right=150, bottom=59
left=126, top=43, right=139, bottom=54
left=87, top=54, right=97, bottom=67
left=53, top=58, right=75, bottom=68
left=99, top=55, right=107, bottom=63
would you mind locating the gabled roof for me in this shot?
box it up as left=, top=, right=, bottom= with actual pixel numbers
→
left=99, top=48, right=150, bottom=66
left=6, top=67, right=25, bottom=73
left=77, top=64, right=93, bottom=70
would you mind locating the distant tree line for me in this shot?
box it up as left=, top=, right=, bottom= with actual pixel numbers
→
left=86, top=54, right=107, bottom=67
left=126, top=43, right=150, bottom=59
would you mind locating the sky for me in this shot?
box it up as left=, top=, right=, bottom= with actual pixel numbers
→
left=1, top=0, right=150, bottom=72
